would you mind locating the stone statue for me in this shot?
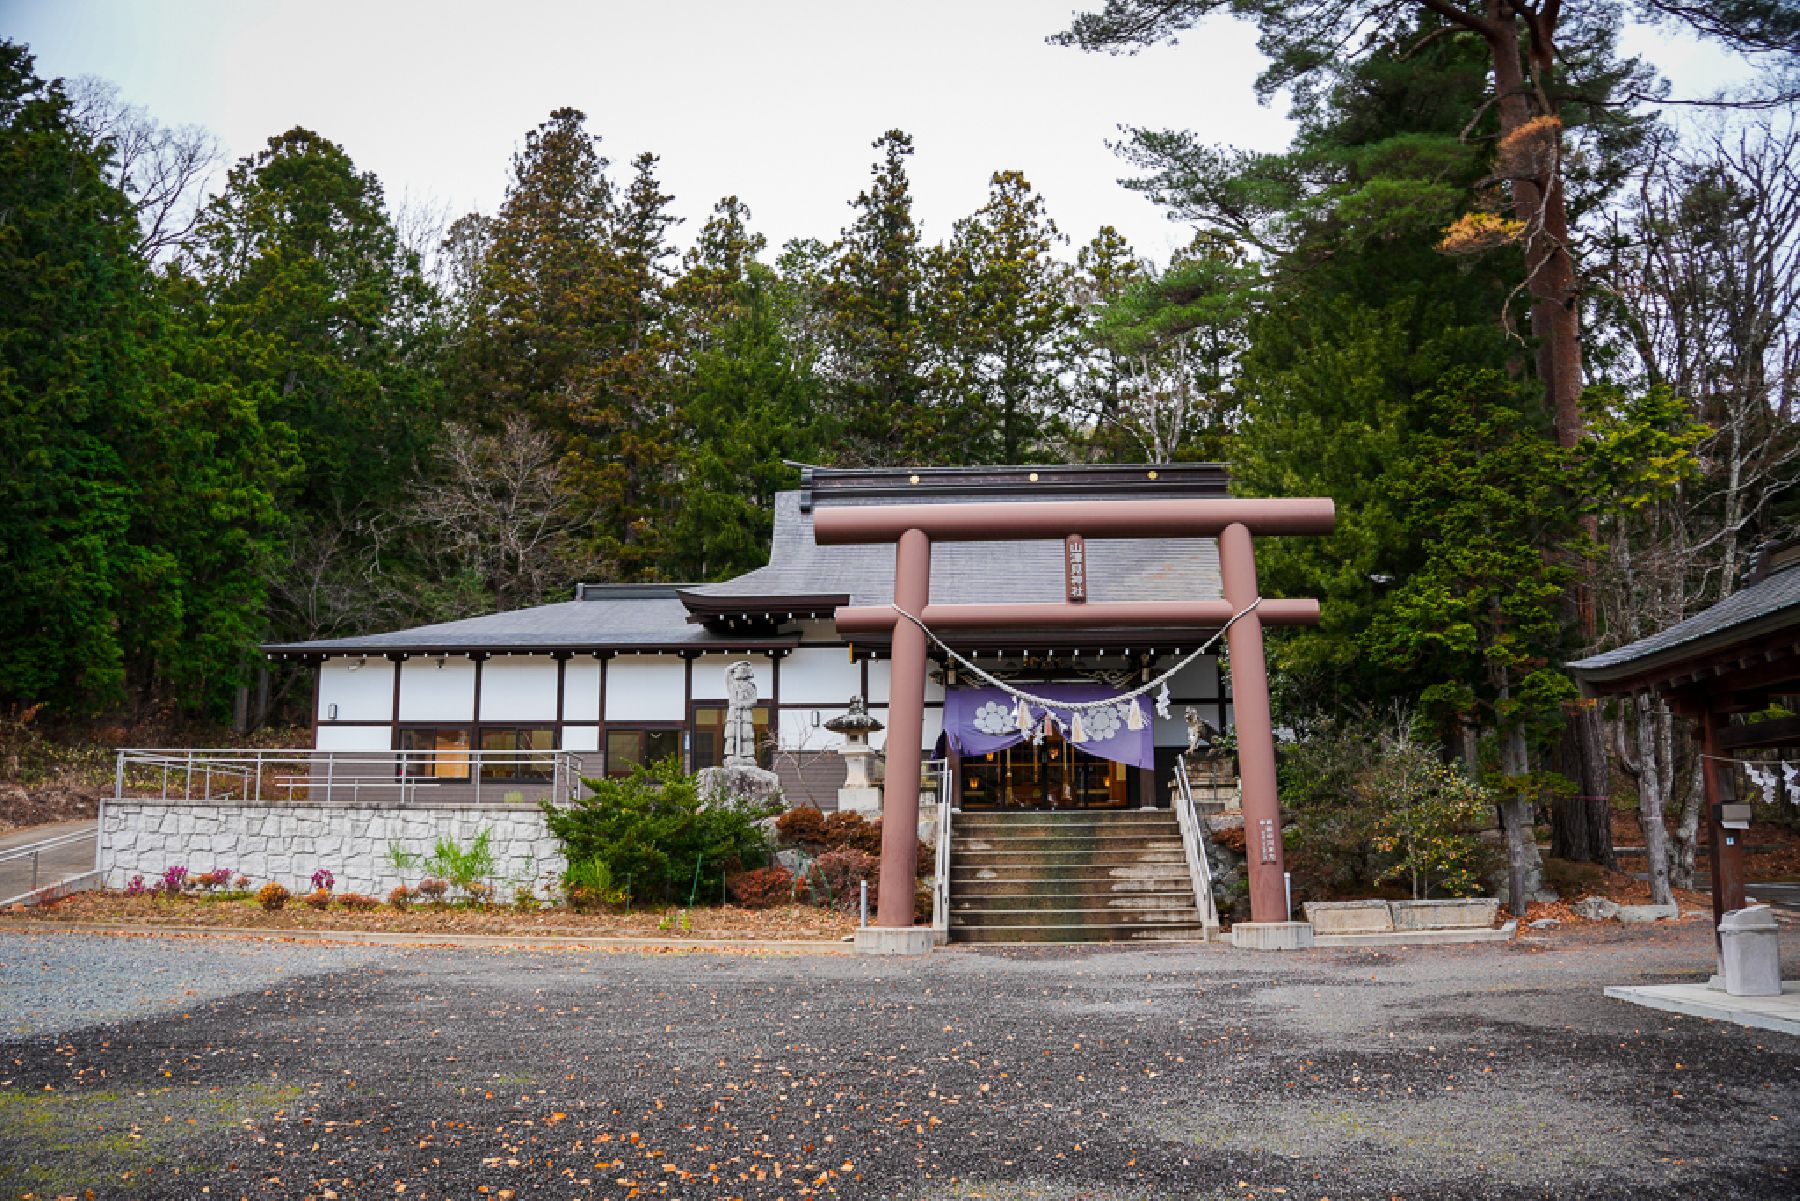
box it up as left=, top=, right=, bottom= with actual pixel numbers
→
left=697, top=661, right=782, bottom=809
left=1184, top=707, right=1219, bottom=757
left=724, top=661, right=758, bottom=768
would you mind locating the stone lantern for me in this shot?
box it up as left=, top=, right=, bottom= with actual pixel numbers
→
left=826, top=696, right=884, bottom=815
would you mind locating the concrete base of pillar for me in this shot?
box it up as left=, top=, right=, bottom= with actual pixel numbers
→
left=854, top=926, right=936, bottom=957
left=1230, top=921, right=1315, bottom=951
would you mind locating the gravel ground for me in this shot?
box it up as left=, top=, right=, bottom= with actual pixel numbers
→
left=0, top=924, right=1795, bottom=1200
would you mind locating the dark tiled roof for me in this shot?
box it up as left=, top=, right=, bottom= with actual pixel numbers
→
left=1569, top=563, right=1800, bottom=686
left=262, top=586, right=793, bottom=656
left=686, top=490, right=1223, bottom=608
left=266, top=465, right=1231, bottom=657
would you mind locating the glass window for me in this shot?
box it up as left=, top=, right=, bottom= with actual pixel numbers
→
left=478, top=726, right=555, bottom=779
left=690, top=705, right=771, bottom=770
left=398, top=727, right=471, bottom=780
left=605, top=727, right=682, bottom=777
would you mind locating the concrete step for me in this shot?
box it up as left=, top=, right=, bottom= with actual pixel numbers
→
left=951, top=878, right=1196, bottom=901
left=953, top=893, right=1200, bottom=915
left=950, top=863, right=1193, bottom=884
left=953, top=835, right=1185, bottom=853
left=953, top=848, right=1187, bottom=868
left=952, top=906, right=1204, bottom=928
left=952, top=922, right=1209, bottom=944
left=953, top=815, right=1177, bottom=832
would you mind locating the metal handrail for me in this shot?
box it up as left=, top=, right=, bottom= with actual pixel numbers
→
left=0, top=828, right=97, bottom=865
left=112, top=747, right=591, bottom=808
left=926, top=758, right=953, bottom=936
left=1173, top=753, right=1220, bottom=936
left=0, top=827, right=99, bottom=899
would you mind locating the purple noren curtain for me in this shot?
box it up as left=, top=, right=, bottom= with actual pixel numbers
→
left=942, top=685, right=1153, bottom=771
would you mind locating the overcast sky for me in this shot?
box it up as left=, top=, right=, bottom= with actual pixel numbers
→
left=2, top=0, right=1762, bottom=263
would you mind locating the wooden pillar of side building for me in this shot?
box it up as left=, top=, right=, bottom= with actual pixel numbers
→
left=877, top=528, right=931, bottom=928
left=1699, top=707, right=1748, bottom=943
left=1218, top=522, right=1289, bottom=924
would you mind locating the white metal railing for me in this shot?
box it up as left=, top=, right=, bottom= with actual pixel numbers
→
left=1173, top=753, right=1220, bottom=936
left=0, top=828, right=99, bottom=899
left=925, top=757, right=954, bottom=937
left=111, top=748, right=592, bottom=809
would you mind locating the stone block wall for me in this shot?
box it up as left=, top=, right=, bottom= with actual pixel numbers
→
left=99, top=802, right=565, bottom=898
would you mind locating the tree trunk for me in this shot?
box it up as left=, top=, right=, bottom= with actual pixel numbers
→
left=1485, top=3, right=1583, bottom=447
left=1671, top=751, right=1705, bottom=890
left=1632, top=700, right=1675, bottom=907
left=1498, top=724, right=1551, bottom=914
left=1552, top=704, right=1615, bottom=865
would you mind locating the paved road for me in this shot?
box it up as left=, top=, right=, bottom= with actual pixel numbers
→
left=0, top=820, right=96, bottom=903
left=1, top=923, right=1795, bottom=1199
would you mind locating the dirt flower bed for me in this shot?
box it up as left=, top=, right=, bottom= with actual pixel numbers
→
left=1, top=890, right=856, bottom=940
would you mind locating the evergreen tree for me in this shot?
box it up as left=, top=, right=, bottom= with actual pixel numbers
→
left=0, top=43, right=286, bottom=717
left=182, top=126, right=441, bottom=646
left=821, top=130, right=930, bottom=464
left=668, top=199, right=821, bottom=579
left=927, top=170, right=1072, bottom=462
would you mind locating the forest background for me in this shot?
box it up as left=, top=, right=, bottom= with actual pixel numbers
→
left=3, top=3, right=1799, bottom=903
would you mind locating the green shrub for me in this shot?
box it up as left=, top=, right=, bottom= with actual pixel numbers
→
left=563, top=856, right=626, bottom=911
left=1281, top=714, right=1496, bottom=901
left=425, top=829, right=495, bottom=898
left=542, top=758, right=776, bottom=905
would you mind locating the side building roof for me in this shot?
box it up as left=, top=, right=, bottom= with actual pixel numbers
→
left=1568, top=546, right=1800, bottom=693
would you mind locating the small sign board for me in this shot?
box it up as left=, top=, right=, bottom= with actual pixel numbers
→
left=1065, top=534, right=1087, bottom=604
left=1715, top=802, right=1752, bottom=830
left=1258, top=816, right=1279, bottom=864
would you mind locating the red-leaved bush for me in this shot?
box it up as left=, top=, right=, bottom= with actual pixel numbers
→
left=811, top=848, right=880, bottom=913
left=726, top=866, right=796, bottom=909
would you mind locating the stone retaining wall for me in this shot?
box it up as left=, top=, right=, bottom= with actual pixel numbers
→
left=99, top=802, right=565, bottom=898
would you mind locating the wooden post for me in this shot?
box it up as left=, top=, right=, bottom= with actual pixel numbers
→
left=1700, top=709, right=1747, bottom=942
left=877, top=528, right=931, bottom=928
left=1219, top=522, right=1288, bottom=924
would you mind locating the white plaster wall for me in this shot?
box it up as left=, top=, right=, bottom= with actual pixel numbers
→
left=778, top=648, right=860, bottom=705
left=690, top=654, right=774, bottom=701
left=480, top=655, right=560, bottom=720
left=605, top=655, right=685, bottom=721
left=866, top=659, right=891, bottom=705
left=318, top=660, right=395, bottom=722
left=398, top=658, right=476, bottom=721
left=315, top=725, right=394, bottom=752
left=779, top=705, right=940, bottom=753
left=563, top=659, right=601, bottom=722
left=561, top=725, right=600, bottom=752
left=99, top=802, right=565, bottom=898
left=777, top=708, right=848, bottom=753
left=1160, top=654, right=1220, bottom=700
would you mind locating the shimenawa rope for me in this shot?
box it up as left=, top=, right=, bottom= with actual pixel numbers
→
left=886, top=596, right=1263, bottom=715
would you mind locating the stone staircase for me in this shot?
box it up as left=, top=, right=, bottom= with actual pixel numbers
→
left=948, top=809, right=1209, bottom=943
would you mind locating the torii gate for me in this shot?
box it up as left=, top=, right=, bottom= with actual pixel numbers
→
left=815, top=496, right=1337, bottom=953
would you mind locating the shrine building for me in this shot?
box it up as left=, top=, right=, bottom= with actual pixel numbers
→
left=265, top=463, right=1334, bottom=949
